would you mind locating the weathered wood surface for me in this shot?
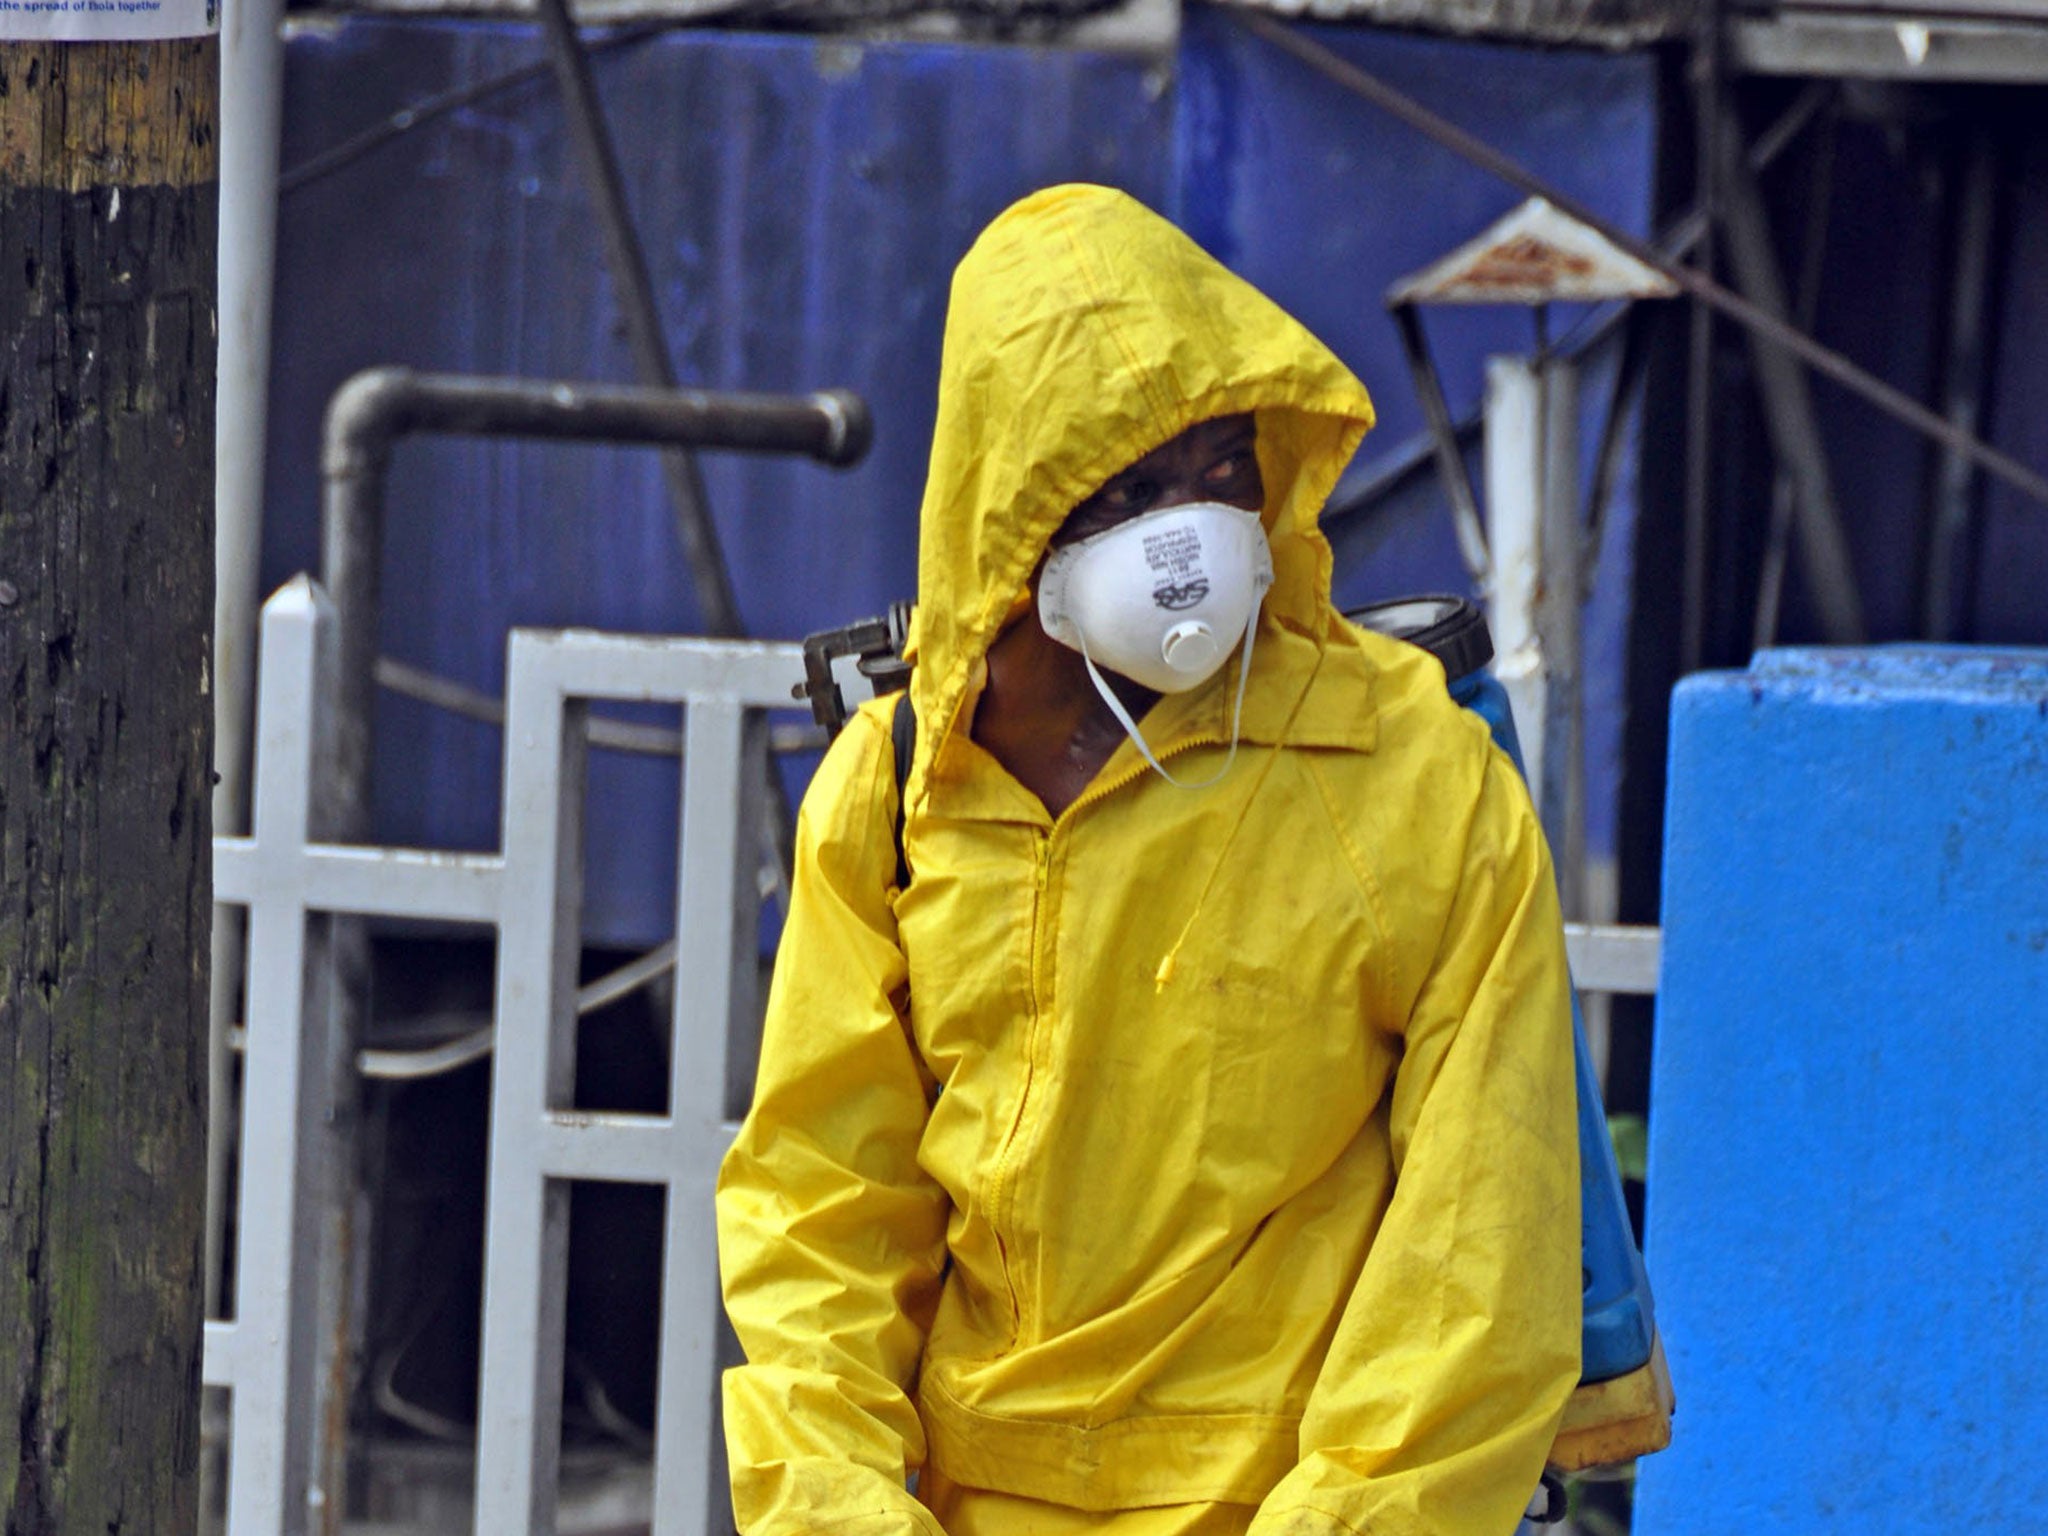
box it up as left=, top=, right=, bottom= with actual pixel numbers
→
left=0, top=38, right=217, bottom=1536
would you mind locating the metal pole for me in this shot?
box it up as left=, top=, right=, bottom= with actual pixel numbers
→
left=531, top=0, right=742, bottom=640
left=1923, top=125, right=2001, bottom=642
left=1682, top=3, right=1721, bottom=673
left=1583, top=306, right=1654, bottom=572
left=1754, top=97, right=1840, bottom=653
left=210, top=0, right=287, bottom=1342
left=1392, top=304, right=1492, bottom=585
left=1715, top=109, right=1868, bottom=644
left=1484, top=356, right=1585, bottom=917
left=1485, top=358, right=1546, bottom=801
left=1540, top=355, right=1586, bottom=927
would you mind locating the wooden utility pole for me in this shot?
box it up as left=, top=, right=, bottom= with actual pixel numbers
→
left=0, top=36, right=218, bottom=1535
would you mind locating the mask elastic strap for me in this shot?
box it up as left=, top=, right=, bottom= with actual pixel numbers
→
left=1080, top=605, right=1262, bottom=790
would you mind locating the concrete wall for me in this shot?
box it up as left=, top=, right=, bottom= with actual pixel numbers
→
left=1637, top=646, right=2048, bottom=1533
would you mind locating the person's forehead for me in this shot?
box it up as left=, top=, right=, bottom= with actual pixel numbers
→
left=1109, top=413, right=1255, bottom=478
left=1048, top=411, right=1262, bottom=550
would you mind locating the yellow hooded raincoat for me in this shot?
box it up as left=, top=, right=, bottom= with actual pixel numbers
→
left=717, top=185, right=1581, bottom=1536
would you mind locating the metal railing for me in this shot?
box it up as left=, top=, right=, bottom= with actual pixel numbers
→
left=208, top=576, right=798, bottom=1536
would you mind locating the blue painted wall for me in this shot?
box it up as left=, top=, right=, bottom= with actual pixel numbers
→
left=267, top=15, right=1657, bottom=942
left=1636, top=646, right=2048, bottom=1534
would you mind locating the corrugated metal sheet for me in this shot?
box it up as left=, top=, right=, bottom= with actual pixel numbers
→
left=1731, top=5, right=2048, bottom=80
left=1736, top=0, right=2048, bottom=17
left=296, top=0, right=1688, bottom=49
left=1215, top=0, right=1693, bottom=49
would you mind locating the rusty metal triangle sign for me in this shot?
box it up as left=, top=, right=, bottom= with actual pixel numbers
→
left=1388, top=197, right=1680, bottom=307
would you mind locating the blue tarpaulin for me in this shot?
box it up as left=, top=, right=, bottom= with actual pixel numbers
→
left=267, top=14, right=1656, bottom=942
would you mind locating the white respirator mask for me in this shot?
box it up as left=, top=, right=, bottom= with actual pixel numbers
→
left=1037, top=500, right=1275, bottom=787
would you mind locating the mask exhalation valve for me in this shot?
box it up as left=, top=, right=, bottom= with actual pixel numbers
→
left=1161, top=620, right=1220, bottom=676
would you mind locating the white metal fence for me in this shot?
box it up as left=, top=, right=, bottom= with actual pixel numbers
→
left=207, top=575, right=1660, bottom=1536
left=208, top=576, right=798, bottom=1536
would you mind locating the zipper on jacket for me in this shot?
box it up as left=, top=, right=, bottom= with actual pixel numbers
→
left=982, top=735, right=1225, bottom=1345
left=1062, top=726, right=1228, bottom=821
left=987, top=830, right=1056, bottom=1341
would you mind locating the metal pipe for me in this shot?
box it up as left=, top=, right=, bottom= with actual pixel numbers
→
left=1754, top=99, right=1841, bottom=652
left=320, top=367, right=871, bottom=842
left=374, top=653, right=829, bottom=757
left=1682, top=2, right=1719, bottom=676
left=1540, top=355, right=1587, bottom=924
left=1231, top=7, right=2048, bottom=516
left=1715, top=109, right=1868, bottom=643
left=531, top=0, right=742, bottom=641
left=1485, top=355, right=1585, bottom=920
left=355, top=938, right=684, bottom=1083
left=1922, top=125, right=2001, bottom=641
left=208, top=0, right=287, bottom=1510
left=324, top=370, right=873, bottom=469
left=215, top=0, right=286, bottom=836
left=313, top=372, right=865, bottom=1522
left=1391, top=304, right=1492, bottom=585
left=1583, top=305, right=1654, bottom=574
left=1753, top=477, right=1797, bottom=653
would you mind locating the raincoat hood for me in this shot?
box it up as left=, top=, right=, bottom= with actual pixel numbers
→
left=907, top=184, right=1376, bottom=784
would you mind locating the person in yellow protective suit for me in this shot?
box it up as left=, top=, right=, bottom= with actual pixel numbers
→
left=716, top=184, right=1581, bottom=1536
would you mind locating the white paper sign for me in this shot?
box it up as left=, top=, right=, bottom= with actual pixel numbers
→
left=0, top=0, right=216, bottom=41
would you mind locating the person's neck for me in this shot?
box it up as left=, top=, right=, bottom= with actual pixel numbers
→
left=972, top=613, right=1159, bottom=817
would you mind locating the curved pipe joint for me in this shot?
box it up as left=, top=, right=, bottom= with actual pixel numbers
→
left=320, top=368, right=872, bottom=476
left=321, top=365, right=421, bottom=484
left=807, top=388, right=873, bottom=468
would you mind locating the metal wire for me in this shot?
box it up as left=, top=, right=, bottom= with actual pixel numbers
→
left=352, top=940, right=681, bottom=1082
left=278, top=26, right=667, bottom=198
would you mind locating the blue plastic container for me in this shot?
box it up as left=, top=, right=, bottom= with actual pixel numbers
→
left=1346, top=595, right=1657, bottom=1389
left=1448, top=667, right=1657, bottom=1386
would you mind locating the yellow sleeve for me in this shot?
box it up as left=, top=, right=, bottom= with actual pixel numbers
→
left=715, top=704, right=951, bottom=1536
left=1253, top=746, right=1582, bottom=1536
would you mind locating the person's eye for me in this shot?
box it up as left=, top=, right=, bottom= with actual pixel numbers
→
left=1103, top=477, right=1154, bottom=511
left=1204, top=452, right=1251, bottom=485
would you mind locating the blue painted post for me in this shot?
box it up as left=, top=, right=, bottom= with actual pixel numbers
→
left=1635, top=647, right=2048, bottom=1534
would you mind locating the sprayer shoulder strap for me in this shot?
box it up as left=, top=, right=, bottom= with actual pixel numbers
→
left=890, top=689, right=916, bottom=892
